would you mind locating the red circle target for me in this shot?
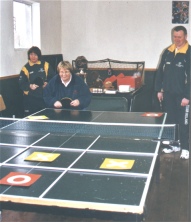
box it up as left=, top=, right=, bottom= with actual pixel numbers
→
left=7, top=175, right=31, bottom=184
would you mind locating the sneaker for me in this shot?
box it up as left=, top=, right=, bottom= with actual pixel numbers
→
left=180, top=149, right=189, bottom=159
left=162, top=145, right=181, bottom=153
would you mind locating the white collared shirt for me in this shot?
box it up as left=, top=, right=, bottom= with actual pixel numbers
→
left=61, top=76, right=72, bottom=87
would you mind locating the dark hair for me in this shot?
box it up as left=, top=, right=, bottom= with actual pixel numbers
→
left=28, top=46, right=42, bottom=60
left=173, top=26, right=187, bottom=35
left=75, top=56, right=88, bottom=69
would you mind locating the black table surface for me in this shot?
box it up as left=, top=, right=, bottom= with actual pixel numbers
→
left=0, top=109, right=166, bottom=217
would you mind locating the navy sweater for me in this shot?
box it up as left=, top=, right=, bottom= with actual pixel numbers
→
left=43, top=74, right=92, bottom=110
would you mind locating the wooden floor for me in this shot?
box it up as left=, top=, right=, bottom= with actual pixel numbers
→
left=1, top=147, right=189, bottom=222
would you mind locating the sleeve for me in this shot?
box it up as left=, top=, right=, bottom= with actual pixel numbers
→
left=43, top=76, right=58, bottom=108
left=44, top=61, right=56, bottom=82
left=18, top=66, right=30, bottom=94
left=184, top=48, right=190, bottom=99
left=154, top=49, right=168, bottom=92
left=75, top=77, right=92, bottom=109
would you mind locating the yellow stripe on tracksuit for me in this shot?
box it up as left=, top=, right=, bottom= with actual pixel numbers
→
left=22, top=67, right=30, bottom=95
left=44, top=61, right=49, bottom=77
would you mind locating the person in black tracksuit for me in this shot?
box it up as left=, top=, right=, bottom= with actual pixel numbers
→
left=155, top=26, right=190, bottom=159
left=43, top=61, right=91, bottom=110
left=19, top=46, right=55, bottom=116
